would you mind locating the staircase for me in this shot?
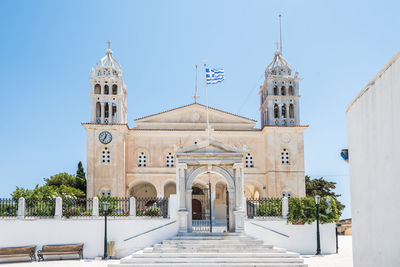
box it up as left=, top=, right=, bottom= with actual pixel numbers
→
left=109, top=232, right=307, bottom=267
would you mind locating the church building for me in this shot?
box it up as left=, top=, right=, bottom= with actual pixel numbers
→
left=82, top=45, right=307, bottom=220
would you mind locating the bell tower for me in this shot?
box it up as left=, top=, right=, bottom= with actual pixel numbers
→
left=259, top=46, right=300, bottom=127
left=89, top=41, right=127, bottom=124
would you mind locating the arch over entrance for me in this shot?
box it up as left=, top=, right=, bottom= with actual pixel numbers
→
left=129, top=182, right=157, bottom=199
left=175, top=139, right=246, bottom=233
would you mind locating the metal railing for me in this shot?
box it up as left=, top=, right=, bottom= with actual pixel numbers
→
left=247, top=198, right=282, bottom=219
left=0, top=198, right=18, bottom=217
left=99, top=197, right=129, bottom=217
left=63, top=198, right=93, bottom=218
left=25, top=199, right=56, bottom=218
left=136, top=197, right=168, bottom=218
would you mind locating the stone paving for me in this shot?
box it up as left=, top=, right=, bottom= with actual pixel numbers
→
left=1, top=236, right=353, bottom=267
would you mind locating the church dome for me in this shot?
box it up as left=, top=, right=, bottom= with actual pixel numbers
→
left=94, top=45, right=122, bottom=78
left=265, top=49, right=292, bottom=77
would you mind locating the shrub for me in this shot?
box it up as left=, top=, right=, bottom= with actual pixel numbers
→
left=255, top=199, right=282, bottom=217
left=287, top=196, right=339, bottom=224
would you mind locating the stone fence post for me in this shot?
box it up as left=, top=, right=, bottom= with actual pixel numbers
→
left=92, top=197, right=99, bottom=217
left=168, top=194, right=178, bottom=220
left=17, top=197, right=25, bottom=219
left=129, top=197, right=136, bottom=217
left=55, top=197, right=62, bottom=219
left=282, top=196, right=289, bottom=219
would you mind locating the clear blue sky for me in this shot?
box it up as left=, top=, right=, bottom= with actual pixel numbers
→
left=0, top=0, right=398, bottom=219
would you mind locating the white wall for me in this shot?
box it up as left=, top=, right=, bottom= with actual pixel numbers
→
left=347, top=50, right=400, bottom=267
left=0, top=195, right=179, bottom=260
left=245, top=220, right=337, bottom=254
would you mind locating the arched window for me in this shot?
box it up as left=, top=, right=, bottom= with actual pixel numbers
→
left=274, top=104, right=279, bottom=118
left=138, top=152, right=146, bottom=167
left=112, top=84, right=118, bottom=95
left=273, top=86, right=278, bottom=95
left=104, top=102, right=109, bottom=118
left=94, top=84, right=101, bottom=94
left=282, top=104, right=287, bottom=118
left=289, top=86, right=294, bottom=96
left=289, top=104, right=294, bottom=118
left=166, top=152, right=174, bottom=167
left=104, top=85, right=109, bottom=95
left=281, top=148, right=289, bottom=165
left=281, top=86, right=286, bottom=96
left=245, top=153, right=254, bottom=168
left=112, top=103, right=117, bottom=119
left=96, top=102, right=101, bottom=118
left=101, top=147, right=110, bottom=164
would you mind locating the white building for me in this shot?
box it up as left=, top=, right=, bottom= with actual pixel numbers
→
left=346, top=50, right=400, bottom=267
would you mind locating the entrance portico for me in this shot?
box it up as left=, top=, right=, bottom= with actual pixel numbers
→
left=175, top=139, right=246, bottom=233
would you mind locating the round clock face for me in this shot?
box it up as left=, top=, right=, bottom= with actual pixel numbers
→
left=99, top=131, right=112, bottom=144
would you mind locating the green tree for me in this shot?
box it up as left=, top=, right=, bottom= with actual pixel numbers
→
left=305, top=175, right=345, bottom=216
left=11, top=162, right=87, bottom=200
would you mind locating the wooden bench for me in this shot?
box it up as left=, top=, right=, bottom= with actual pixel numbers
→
left=0, top=245, right=36, bottom=261
left=37, top=244, right=83, bottom=261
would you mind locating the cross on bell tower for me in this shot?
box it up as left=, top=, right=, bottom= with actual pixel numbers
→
left=89, top=42, right=127, bottom=124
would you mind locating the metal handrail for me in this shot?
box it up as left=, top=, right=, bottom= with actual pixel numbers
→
left=248, top=221, right=289, bottom=238
left=123, top=220, right=177, bottom=242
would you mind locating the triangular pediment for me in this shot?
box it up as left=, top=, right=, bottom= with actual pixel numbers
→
left=176, top=139, right=243, bottom=155
left=133, top=103, right=256, bottom=130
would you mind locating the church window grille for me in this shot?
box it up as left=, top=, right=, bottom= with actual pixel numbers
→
left=274, top=104, right=279, bottom=118
left=289, top=104, right=294, bottom=118
left=166, top=153, right=174, bottom=167
left=281, top=148, right=289, bottom=165
left=102, top=147, right=110, bottom=164
left=94, top=84, right=101, bottom=94
left=289, top=86, right=294, bottom=96
left=281, top=86, right=286, bottom=96
left=138, top=152, right=146, bottom=167
left=100, top=189, right=111, bottom=197
left=245, top=153, right=254, bottom=168
left=112, top=84, right=118, bottom=95
left=104, top=85, right=109, bottom=95
left=282, top=191, right=292, bottom=198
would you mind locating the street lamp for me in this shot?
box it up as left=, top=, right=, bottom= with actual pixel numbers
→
left=103, top=201, right=109, bottom=259
left=315, top=195, right=321, bottom=255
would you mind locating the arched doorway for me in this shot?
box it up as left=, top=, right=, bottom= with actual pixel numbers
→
left=163, top=181, right=176, bottom=199
left=192, top=199, right=202, bottom=220
left=175, top=139, right=246, bottom=233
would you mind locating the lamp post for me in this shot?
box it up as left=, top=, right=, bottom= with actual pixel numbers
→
left=315, top=195, right=321, bottom=255
left=103, top=200, right=109, bottom=259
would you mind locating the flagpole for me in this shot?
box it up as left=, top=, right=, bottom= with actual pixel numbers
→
left=204, top=63, right=210, bottom=141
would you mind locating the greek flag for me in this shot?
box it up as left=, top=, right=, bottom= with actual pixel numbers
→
left=206, top=68, right=224, bottom=84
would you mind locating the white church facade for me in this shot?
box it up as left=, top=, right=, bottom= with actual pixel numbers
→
left=82, top=46, right=307, bottom=231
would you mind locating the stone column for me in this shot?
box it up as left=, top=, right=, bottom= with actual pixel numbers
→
left=186, top=189, right=193, bottom=232
left=92, top=197, right=99, bottom=217
left=108, top=102, right=112, bottom=122
left=233, top=163, right=245, bottom=232
left=17, top=197, right=25, bottom=220
left=55, top=197, right=62, bottom=220
left=282, top=196, right=289, bottom=219
left=129, top=197, right=136, bottom=217
left=176, top=163, right=188, bottom=232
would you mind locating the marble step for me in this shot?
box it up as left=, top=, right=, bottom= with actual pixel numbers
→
left=162, top=239, right=264, bottom=245
left=154, top=243, right=274, bottom=249
left=119, top=257, right=305, bottom=264
left=169, top=235, right=255, bottom=240
left=150, top=247, right=287, bottom=253
left=110, top=263, right=307, bottom=267
left=129, top=252, right=300, bottom=258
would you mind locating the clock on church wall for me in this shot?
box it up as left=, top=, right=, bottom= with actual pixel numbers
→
left=99, top=131, right=112, bottom=144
